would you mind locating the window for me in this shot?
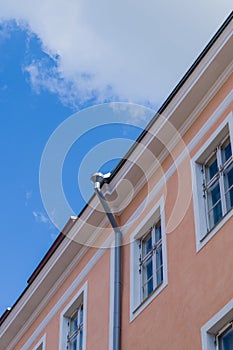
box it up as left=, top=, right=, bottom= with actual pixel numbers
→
left=68, top=303, right=83, bottom=350
left=139, top=220, right=163, bottom=301
left=217, top=322, right=233, bottom=350
left=130, top=198, right=168, bottom=320
left=59, top=282, right=87, bottom=350
left=202, top=136, right=233, bottom=231
left=201, top=298, right=233, bottom=350
left=191, top=117, right=233, bottom=250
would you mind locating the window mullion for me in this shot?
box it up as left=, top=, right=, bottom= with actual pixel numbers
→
left=202, top=165, right=211, bottom=232
left=67, top=318, right=71, bottom=349
left=77, top=330, right=80, bottom=350
left=217, top=146, right=227, bottom=215
left=139, top=241, right=143, bottom=303
left=152, top=226, right=157, bottom=290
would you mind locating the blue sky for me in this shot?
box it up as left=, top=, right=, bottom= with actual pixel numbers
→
left=0, top=3, right=232, bottom=316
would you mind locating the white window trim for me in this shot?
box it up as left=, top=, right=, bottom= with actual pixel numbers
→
left=59, top=281, right=88, bottom=350
left=201, top=298, right=233, bottom=350
left=191, top=112, right=233, bottom=252
left=32, top=334, right=46, bottom=350
left=130, top=196, right=168, bottom=321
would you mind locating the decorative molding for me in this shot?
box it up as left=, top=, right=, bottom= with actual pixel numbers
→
left=179, top=62, right=233, bottom=138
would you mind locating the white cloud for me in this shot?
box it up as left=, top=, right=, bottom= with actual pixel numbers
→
left=0, top=1, right=232, bottom=108
left=0, top=20, right=12, bottom=42
left=109, top=102, right=155, bottom=126
left=25, top=190, right=32, bottom=206
left=25, top=190, right=32, bottom=200
left=32, top=211, right=49, bottom=224
left=50, top=232, right=58, bottom=241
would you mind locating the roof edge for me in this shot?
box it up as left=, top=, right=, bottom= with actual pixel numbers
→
left=0, top=216, right=77, bottom=326
left=109, top=11, right=233, bottom=180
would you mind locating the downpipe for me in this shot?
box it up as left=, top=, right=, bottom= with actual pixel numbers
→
left=91, top=172, right=122, bottom=350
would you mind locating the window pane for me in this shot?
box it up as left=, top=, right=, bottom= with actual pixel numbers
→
left=156, top=244, right=163, bottom=286
left=156, top=267, right=163, bottom=286
left=154, top=223, right=161, bottom=243
left=208, top=201, right=222, bottom=228
left=70, top=336, right=77, bottom=350
left=79, top=329, right=83, bottom=350
left=70, top=314, right=78, bottom=333
left=224, top=163, right=233, bottom=211
left=221, top=138, right=232, bottom=164
left=79, top=305, right=83, bottom=325
left=142, top=256, right=153, bottom=283
left=156, top=245, right=163, bottom=268
left=143, top=278, right=153, bottom=299
left=219, top=326, right=233, bottom=350
left=142, top=232, right=152, bottom=257
left=207, top=180, right=221, bottom=205
left=142, top=256, right=153, bottom=299
left=206, top=179, right=222, bottom=224
left=207, top=179, right=222, bottom=228
left=205, top=154, right=218, bottom=182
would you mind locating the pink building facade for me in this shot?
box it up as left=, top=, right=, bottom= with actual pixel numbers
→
left=1, top=12, right=233, bottom=350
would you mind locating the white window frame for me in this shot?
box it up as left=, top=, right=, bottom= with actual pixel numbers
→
left=139, top=220, right=163, bottom=301
left=216, top=321, right=233, bottom=350
left=201, top=298, right=233, bottom=350
left=59, top=282, right=87, bottom=350
left=130, top=197, right=168, bottom=321
left=32, top=334, right=46, bottom=350
left=191, top=113, right=233, bottom=251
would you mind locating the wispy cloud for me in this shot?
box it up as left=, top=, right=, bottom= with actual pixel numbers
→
left=23, top=58, right=101, bottom=110
left=32, top=210, right=49, bottom=224
left=109, top=102, right=155, bottom=127
left=32, top=210, right=58, bottom=242
left=25, top=190, right=32, bottom=206
left=25, top=190, right=32, bottom=200
left=50, top=232, right=58, bottom=241
left=0, top=21, right=11, bottom=41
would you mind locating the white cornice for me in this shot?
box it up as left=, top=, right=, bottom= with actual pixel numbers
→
left=179, top=61, right=233, bottom=137
left=104, top=25, right=233, bottom=207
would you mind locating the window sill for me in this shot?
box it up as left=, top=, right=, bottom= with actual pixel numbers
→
left=197, top=208, right=233, bottom=252
left=130, top=280, right=167, bottom=322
